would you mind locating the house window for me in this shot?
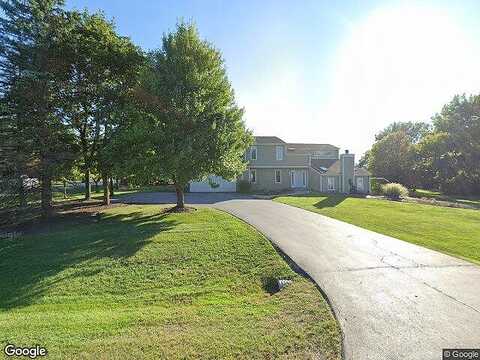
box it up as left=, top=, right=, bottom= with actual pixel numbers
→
left=275, top=145, right=284, bottom=160
left=275, top=170, right=281, bottom=183
left=250, top=146, right=257, bottom=160
left=327, top=177, right=335, bottom=191
left=302, top=171, right=306, bottom=186
left=250, top=169, right=256, bottom=183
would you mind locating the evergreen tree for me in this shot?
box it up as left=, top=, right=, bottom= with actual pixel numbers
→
left=0, top=0, right=76, bottom=216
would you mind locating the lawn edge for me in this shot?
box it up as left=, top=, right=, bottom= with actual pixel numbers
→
left=214, top=207, right=345, bottom=360
left=275, top=198, right=480, bottom=267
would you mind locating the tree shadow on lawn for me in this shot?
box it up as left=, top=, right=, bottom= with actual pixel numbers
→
left=0, top=208, right=177, bottom=310
left=313, top=194, right=347, bottom=209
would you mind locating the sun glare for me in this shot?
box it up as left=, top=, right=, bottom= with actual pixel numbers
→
left=318, top=4, right=480, bottom=154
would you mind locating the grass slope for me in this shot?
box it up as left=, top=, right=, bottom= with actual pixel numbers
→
left=0, top=205, right=340, bottom=359
left=275, top=194, right=480, bottom=265
left=412, top=189, right=480, bottom=208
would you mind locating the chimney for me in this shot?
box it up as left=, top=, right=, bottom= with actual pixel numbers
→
left=340, top=150, right=355, bottom=193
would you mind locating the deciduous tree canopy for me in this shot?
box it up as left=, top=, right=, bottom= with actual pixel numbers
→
left=368, top=130, right=415, bottom=186
left=365, top=95, right=480, bottom=195
left=60, top=10, right=144, bottom=204
left=122, top=22, right=252, bottom=208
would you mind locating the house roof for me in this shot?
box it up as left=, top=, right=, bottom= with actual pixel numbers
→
left=252, top=135, right=370, bottom=176
left=254, top=136, right=286, bottom=144
left=254, top=136, right=339, bottom=149
left=312, top=160, right=371, bottom=177
left=288, top=143, right=340, bottom=149
left=354, top=167, right=371, bottom=176
left=324, top=160, right=341, bottom=175
left=310, top=158, right=338, bottom=172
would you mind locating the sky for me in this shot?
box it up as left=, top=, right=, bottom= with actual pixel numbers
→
left=66, top=0, right=480, bottom=157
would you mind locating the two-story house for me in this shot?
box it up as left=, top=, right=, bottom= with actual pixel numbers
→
left=189, top=136, right=371, bottom=193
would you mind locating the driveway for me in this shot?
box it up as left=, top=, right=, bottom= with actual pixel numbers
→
left=118, top=191, right=253, bottom=205
left=121, top=193, right=480, bottom=360
left=217, top=200, right=480, bottom=360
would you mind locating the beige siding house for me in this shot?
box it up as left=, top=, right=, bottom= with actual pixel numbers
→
left=189, top=136, right=371, bottom=193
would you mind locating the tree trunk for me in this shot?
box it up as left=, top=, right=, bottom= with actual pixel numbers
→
left=102, top=173, right=110, bottom=205
left=18, top=175, right=27, bottom=207
left=41, top=172, right=53, bottom=217
left=109, top=177, right=114, bottom=196
left=175, top=183, right=185, bottom=209
left=85, top=168, right=91, bottom=200
left=63, top=179, right=67, bottom=199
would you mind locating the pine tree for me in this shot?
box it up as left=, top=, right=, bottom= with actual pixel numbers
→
left=0, top=0, right=76, bottom=216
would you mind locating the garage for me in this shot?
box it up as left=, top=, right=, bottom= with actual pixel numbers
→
left=189, top=175, right=237, bottom=193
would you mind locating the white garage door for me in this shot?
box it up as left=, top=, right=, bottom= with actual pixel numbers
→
left=189, top=175, right=237, bottom=192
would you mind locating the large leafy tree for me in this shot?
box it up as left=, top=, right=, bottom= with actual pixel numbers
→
left=366, top=121, right=430, bottom=188
left=375, top=121, right=430, bottom=143
left=368, top=130, right=416, bottom=186
left=60, top=11, right=144, bottom=203
left=414, top=132, right=451, bottom=190
left=358, top=149, right=370, bottom=169
left=129, top=22, right=252, bottom=209
left=366, top=95, right=480, bottom=194
left=0, top=0, right=76, bottom=216
left=423, top=94, right=480, bottom=194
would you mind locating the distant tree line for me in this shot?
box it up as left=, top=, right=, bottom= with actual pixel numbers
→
left=0, top=0, right=252, bottom=217
left=360, top=94, right=480, bottom=195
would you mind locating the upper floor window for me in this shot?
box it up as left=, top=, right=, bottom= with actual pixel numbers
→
left=250, top=146, right=257, bottom=160
left=275, top=145, right=284, bottom=160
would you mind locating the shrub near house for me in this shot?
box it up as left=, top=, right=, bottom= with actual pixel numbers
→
left=382, top=183, right=409, bottom=200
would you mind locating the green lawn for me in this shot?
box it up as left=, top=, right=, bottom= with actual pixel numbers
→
left=275, top=194, right=480, bottom=265
left=411, top=189, right=480, bottom=208
left=0, top=185, right=172, bottom=227
left=52, top=184, right=175, bottom=202
left=52, top=188, right=137, bottom=202
left=0, top=205, right=340, bottom=359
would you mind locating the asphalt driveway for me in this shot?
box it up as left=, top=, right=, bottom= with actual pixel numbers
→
left=118, top=191, right=253, bottom=205
left=216, top=199, right=480, bottom=360
left=120, top=192, right=480, bottom=360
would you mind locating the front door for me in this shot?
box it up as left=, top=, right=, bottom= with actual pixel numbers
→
left=356, top=177, right=364, bottom=192
left=291, top=170, right=307, bottom=188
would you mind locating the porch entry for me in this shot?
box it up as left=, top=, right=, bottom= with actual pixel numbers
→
left=290, top=170, right=307, bottom=188
left=356, top=177, right=364, bottom=192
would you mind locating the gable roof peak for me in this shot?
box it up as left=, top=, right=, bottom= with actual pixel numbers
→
left=254, top=136, right=286, bottom=144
